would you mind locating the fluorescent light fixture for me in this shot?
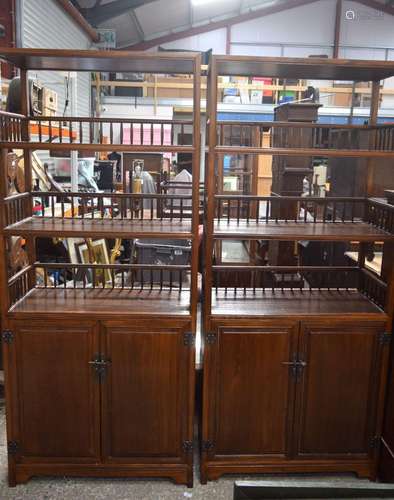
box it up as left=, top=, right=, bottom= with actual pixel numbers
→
left=191, top=0, right=227, bottom=6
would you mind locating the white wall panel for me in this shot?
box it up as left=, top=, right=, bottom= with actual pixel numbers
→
left=135, top=0, right=189, bottom=37
left=337, top=46, right=387, bottom=60
left=230, top=45, right=281, bottom=57
left=160, top=28, right=227, bottom=54
left=283, top=46, right=332, bottom=58
left=192, top=0, right=239, bottom=24
left=341, top=1, right=394, bottom=50
left=20, top=0, right=91, bottom=117
left=231, top=0, right=335, bottom=45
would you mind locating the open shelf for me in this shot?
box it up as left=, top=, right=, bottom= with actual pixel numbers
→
left=4, top=217, right=193, bottom=238
left=212, top=196, right=394, bottom=241
left=213, top=220, right=393, bottom=241
left=4, top=191, right=199, bottom=238
left=9, top=287, right=191, bottom=317
left=211, top=288, right=385, bottom=317
left=8, top=263, right=192, bottom=317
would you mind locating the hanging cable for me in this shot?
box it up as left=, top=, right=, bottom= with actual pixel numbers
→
left=63, top=71, right=71, bottom=116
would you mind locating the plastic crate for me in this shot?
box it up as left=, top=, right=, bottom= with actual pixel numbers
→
left=133, top=239, right=192, bottom=284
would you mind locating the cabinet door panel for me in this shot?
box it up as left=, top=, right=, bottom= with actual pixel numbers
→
left=13, top=321, right=100, bottom=461
left=208, top=325, right=297, bottom=457
left=295, top=322, right=385, bottom=457
left=102, top=325, right=189, bottom=461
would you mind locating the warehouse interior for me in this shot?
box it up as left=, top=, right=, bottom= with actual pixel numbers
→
left=1, top=1, right=394, bottom=499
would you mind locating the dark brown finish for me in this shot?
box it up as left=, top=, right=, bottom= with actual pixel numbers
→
left=208, top=324, right=297, bottom=456
left=101, top=323, right=190, bottom=460
left=9, top=288, right=191, bottom=317
left=202, top=53, right=394, bottom=484
left=0, top=47, right=198, bottom=74
left=10, top=320, right=100, bottom=461
left=211, top=290, right=384, bottom=317
left=5, top=318, right=194, bottom=487
left=213, top=220, right=392, bottom=241
left=295, top=322, right=386, bottom=457
left=201, top=319, right=390, bottom=483
left=4, top=217, right=193, bottom=239
left=213, top=54, right=394, bottom=81
left=0, top=49, right=201, bottom=487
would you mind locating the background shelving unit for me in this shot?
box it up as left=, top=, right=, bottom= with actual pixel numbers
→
left=0, top=48, right=201, bottom=487
left=202, top=54, right=394, bottom=483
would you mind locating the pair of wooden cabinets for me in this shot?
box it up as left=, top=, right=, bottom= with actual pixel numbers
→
left=3, top=315, right=390, bottom=486
left=4, top=318, right=195, bottom=487
left=201, top=318, right=389, bottom=483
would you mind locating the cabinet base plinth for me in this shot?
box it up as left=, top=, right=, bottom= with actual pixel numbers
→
left=12, top=463, right=191, bottom=487
left=202, top=460, right=375, bottom=483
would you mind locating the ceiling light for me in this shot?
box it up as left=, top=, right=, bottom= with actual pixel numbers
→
left=191, top=0, right=227, bottom=6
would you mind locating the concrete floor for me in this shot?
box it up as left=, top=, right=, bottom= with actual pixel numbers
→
left=0, top=401, right=393, bottom=500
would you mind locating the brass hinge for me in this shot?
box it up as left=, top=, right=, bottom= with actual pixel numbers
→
left=183, top=332, right=195, bottom=347
left=2, top=330, right=14, bottom=344
left=182, top=440, right=194, bottom=452
left=370, top=436, right=381, bottom=449
left=379, top=332, right=392, bottom=346
left=205, top=333, right=217, bottom=344
left=202, top=440, right=214, bottom=451
left=7, top=440, right=19, bottom=455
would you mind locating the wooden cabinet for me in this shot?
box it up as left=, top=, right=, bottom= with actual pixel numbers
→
left=202, top=319, right=389, bottom=483
left=5, top=318, right=194, bottom=486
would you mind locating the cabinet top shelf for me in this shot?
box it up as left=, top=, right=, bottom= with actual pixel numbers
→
left=212, top=55, right=394, bottom=81
left=211, top=289, right=386, bottom=318
left=0, top=48, right=199, bottom=74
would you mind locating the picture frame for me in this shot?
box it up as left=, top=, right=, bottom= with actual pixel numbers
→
left=75, top=239, right=111, bottom=284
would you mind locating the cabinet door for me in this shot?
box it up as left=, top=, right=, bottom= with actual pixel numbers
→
left=11, top=320, right=100, bottom=462
left=101, top=323, right=191, bottom=462
left=204, top=324, right=298, bottom=458
left=294, top=322, right=387, bottom=458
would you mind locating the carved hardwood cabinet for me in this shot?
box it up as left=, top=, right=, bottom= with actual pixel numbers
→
left=0, top=48, right=201, bottom=487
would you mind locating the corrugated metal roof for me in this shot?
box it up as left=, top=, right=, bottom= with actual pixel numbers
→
left=75, top=0, right=281, bottom=48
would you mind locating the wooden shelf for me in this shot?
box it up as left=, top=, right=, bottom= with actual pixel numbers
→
left=0, top=141, right=195, bottom=153
left=9, top=288, right=191, bottom=317
left=213, top=55, right=394, bottom=81
left=0, top=47, right=198, bottom=74
left=4, top=217, right=193, bottom=239
left=215, top=146, right=394, bottom=158
left=211, top=289, right=385, bottom=317
left=213, top=220, right=392, bottom=241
